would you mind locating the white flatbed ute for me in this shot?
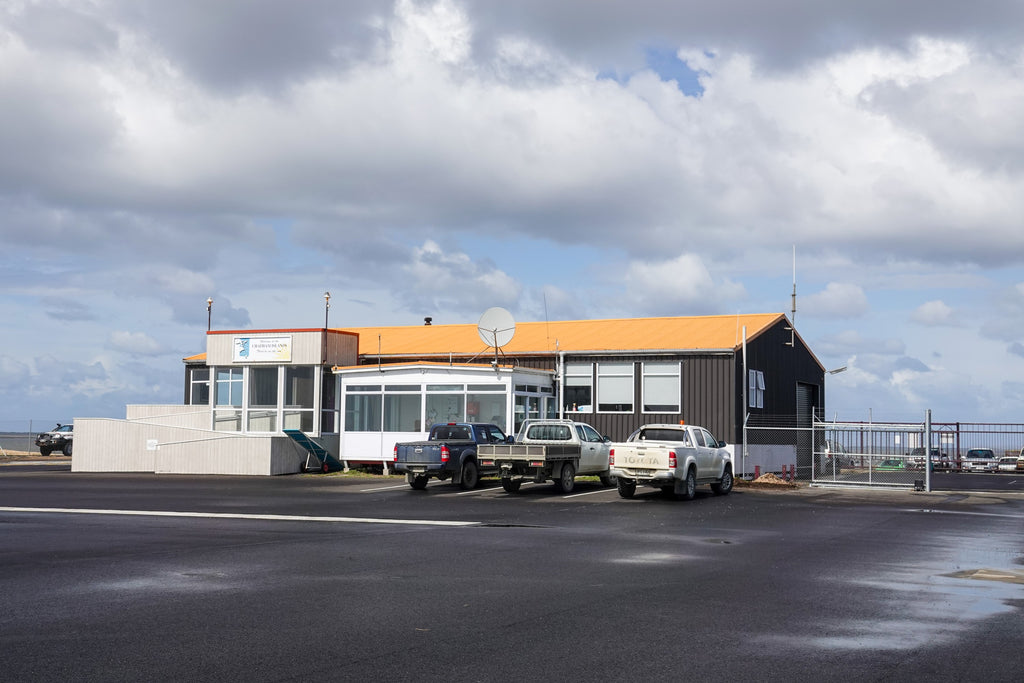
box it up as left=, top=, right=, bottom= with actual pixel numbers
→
left=609, top=423, right=733, bottom=500
left=478, top=419, right=614, bottom=493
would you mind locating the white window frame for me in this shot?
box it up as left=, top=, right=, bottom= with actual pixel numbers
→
left=749, top=370, right=765, bottom=409
left=597, top=361, right=634, bottom=413
left=641, top=361, right=680, bottom=413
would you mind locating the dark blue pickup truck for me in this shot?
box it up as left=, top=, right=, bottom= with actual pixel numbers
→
left=393, top=423, right=511, bottom=490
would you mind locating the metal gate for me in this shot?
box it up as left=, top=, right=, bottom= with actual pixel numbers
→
left=811, top=418, right=928, bottom=489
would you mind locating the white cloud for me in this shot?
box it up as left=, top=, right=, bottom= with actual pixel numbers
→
left=801, top=283, right=869, bottom=319
left=2, top=1, right=1024, bottom=422
left=107, top=331, right=163, bottom=356
left=618, top=253, right=745, bottom=316
left=399, top=240, right=522, bottom=315
left=911, top=299, right=957, bottom=326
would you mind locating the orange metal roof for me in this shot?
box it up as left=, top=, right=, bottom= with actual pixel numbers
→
left=346, top=313, right=785, bottom=356
left=184, top=313, right=788, bottom=362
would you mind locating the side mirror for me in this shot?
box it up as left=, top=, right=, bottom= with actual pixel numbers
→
left=506, top=435, right=515, bottom=444
left=603, top=435, right=611, bottom=443
left=718, top=440, right=727, bottom=448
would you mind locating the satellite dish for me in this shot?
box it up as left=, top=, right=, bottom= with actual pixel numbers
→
left=477, top=307, right=516, bottom=348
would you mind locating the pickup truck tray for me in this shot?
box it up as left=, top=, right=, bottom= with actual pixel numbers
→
left=478, top=444, right=579, bottom=461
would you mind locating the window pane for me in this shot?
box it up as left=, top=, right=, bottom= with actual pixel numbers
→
left=213, top=409, right=241, bottom=431
left=247, top=410, right=277, bottom=432
left=644, top=361, right=677, bottom=374
left=215, top=368, right=242, bottom=407
left=283, top=410, right=313, bottom=432
left=468, top=393, right=507, bottom=429
left=426, top=393, right=464, bottom=426
left=345, top=394, right=381, bottom=431
left=467, top=384, right=503, bottom=392
left=644, top=375, right=679, bottom=412
left=564, top=385, right=592, bottom=412
left=598, top=375, right=632, bottom=411
left=384, top=394, right=422, bottom=432
left=285, top=367, right=314, bottom=409
left=249, top=367, right=278, bottom=408
left=427, top=384, right=463, bottom=392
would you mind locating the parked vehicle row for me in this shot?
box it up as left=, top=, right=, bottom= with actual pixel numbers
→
left=394, top=419, right=734, bottom=501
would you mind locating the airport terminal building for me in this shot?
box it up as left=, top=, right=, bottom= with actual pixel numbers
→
left=72, top=313, right=824, bottom=476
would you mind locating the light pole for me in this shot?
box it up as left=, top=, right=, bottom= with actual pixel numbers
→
left=324, top=291, right=331, bottom=329
left=206, top=297, right=213, bottom=331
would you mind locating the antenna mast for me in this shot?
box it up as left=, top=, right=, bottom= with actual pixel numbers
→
left=786, top=246, right=796, bottom=347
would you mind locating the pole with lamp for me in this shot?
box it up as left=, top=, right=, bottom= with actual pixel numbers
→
left=324, top=291, right=331, bottom=329
left=206, top=297, right=213, bottom=332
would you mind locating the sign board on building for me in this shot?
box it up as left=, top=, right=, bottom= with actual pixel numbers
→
left=233, top=336, right=292, bottom=363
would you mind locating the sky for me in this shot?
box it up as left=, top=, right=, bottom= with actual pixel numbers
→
left=2, top=0, right=1024, bottom=428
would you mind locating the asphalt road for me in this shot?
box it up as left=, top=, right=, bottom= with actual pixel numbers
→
left=2, top=470, right=1023, bottom=682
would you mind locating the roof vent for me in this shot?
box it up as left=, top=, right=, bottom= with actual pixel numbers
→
left=424, top=317, right=432, bottom=326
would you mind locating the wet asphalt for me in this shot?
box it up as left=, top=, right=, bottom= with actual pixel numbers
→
left=2, top=469, right=1022, bottom=682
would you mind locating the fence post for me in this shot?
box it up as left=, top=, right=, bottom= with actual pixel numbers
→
left=754, top=465, right=760, bottom=479
left=925, top=409, right=932, bottom=492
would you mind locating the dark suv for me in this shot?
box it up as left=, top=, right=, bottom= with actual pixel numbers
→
left=35, top=423, right=73, bottom=456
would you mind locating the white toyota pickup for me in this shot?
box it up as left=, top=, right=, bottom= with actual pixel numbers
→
left=609, top=423, right=733, bottom=500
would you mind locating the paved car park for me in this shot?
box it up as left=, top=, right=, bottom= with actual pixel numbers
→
left=2, top=469, right=1023, bottom=682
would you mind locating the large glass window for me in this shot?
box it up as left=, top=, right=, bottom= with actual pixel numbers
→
left=213, top=367, right=243, bottom=432
left=564, top=363, right=593, bottom=413
left=642, top=361, right=680, bottom=413
left=215, top=368, right=243, bottom=407
left=321, top=370, right=337, bottom=433
left=284, top=367, right=315, bottom=431
left=189, top=367, right=210, bottom=405
left=467, top=384, right=507, bottom=431
left=345, top=387, right=382, bottom=432
left=384, top=392, right=422, bottom=432
left=597, top=362, right=634, bottom=412
left=247, top=367, right=278, bottom=431
left=426, top=385, right=464, bottom=426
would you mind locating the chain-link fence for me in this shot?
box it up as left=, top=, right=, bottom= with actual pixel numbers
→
left=743, top=413, right=1024, bottom=490
left=743, top=415, right=927, bottom=489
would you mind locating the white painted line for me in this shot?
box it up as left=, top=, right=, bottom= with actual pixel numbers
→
left=359, top=483, right=418, bottom=492
left=563, top=487, right=615, bottom=499
left=0, top=507, right=479, bottom=527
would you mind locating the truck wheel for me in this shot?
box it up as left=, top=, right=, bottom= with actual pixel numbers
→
left=62, top=442, right=72, bottom=456
left=617, top=479, right=636, bottom=498
left=409, top=475, right=429, bottom=490
left=599, top=474, right=617, bottom=487
left=555, top=462, right=575, bottom=493
left=680, top=466, right=697, bottom=501
left=501, top=478, right=522, bottom=493
left=711, top=467, right=733, bottom=495
left=458, top=460, right=479, bottom=490
left=40, top=447, right=52, bottom=457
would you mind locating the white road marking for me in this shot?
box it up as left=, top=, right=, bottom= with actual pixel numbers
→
left=0, top=506, right=479, bottom=527
left=359, top=483, right=418, bottom=492
left=563, top=487, right=615, bottom=499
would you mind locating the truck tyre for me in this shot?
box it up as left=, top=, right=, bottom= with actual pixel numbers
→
left=711, top=467, right=733, bottom=495
left=409, top=475, right=429, bottom=490
left=617, top=479, right=636, bottom=498
left=679, top=466, right=697, bottom=501
left=458, top=459, right=479, bottom=490
left=555, top=462, right=575, bottom=493
left=64, top=441, right=73, bottom=456
left=599, top=474, right=617, bottom=487
left=501, top=478, right=522, bottom=493
left=40, top=447, right=52, bottom=457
